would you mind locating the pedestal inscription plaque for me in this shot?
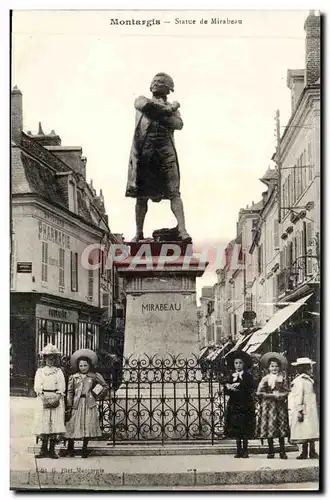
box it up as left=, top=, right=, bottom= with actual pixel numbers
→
left=116, top=242, right=207, bottom=358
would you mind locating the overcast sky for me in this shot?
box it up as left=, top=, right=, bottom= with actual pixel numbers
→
left=12, top=9, right=309, bottom=298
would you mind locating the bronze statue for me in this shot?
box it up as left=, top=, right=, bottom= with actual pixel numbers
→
left=126, top=72, right=192, bottom=243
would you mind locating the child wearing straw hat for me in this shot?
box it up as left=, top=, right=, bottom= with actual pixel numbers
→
left=256, top=352, right=290, bottom=459
left=64, top=349, right=108, bottom=458
left=288, top=357, right=319, bottom=459
left=33, top=344, right=66, bottom=459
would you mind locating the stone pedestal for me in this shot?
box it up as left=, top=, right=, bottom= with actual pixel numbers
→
left=116, top=242, right=207, bottom=359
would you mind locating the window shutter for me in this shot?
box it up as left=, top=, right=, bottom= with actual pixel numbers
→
left=306, top=222, right=314, bottom=275
left=288, top=241, right=293, bottom=268
left=300, top=153, right=304, bottom=196
left=42, top=242, right=48, bottom=282
left=303, top=149, right=307, bottom=191
left=273, top=219, right=279, bottom=249
left=280, top=249, right=284, bottom=270
left=287, top=175, right=291, bottom=208
left=273, top=276, right=278, bottom=301
left=71, top=252, right=78, bottom=292
left=308, top=142, right=313, bottom=181
left=102, top=293, right=109, bottom=308
left=88, top=269, right=94, bottom=299
left=298, top=229, right=304, bottom=283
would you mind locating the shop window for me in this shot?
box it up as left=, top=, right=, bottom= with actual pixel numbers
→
left=41, top=242, right=48, bottom=282
left=71, top=252, right=78, bottom=292
left=86, top=329, right=94, bottom=350
left=59, top=248, right=65, bottom=289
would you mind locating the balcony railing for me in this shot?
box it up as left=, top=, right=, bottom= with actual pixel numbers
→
left=277, top=259, right=309, bottom=296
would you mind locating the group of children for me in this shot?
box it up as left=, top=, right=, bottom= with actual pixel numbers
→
left=224, top=350, right=319, bottom=459
left=34, top=344, right=108, bottom=459
left=34, top=343, right=319, bottom=460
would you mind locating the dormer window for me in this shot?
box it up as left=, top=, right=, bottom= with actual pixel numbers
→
left=68, top=179, right=77, bottom=213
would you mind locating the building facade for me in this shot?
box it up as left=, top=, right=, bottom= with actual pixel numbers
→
left=273, top=11, right=320, bottom=362
left=10, top=88, right=125, bottom=394
left=242, top=11, right=320, bottom=364
left=249, top=170, right=280, bottom=328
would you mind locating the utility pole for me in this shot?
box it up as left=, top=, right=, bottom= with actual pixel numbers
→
left=275, top=110, right=282, bottom=223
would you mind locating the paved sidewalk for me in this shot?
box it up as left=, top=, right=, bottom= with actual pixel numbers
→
left=10, top=396, right=319, bottom=490
left=10, top=451, right=319, bottom=489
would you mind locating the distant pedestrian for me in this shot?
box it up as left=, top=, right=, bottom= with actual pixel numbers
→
left=65, top=349, right=108, bottom=458
left=34, top=344, right=66, bottom=459
left=288, top=357, right=319, bottom=459
left=256, top=352, right=289, bottom=459
left=224, top=351, right=256, bottom=458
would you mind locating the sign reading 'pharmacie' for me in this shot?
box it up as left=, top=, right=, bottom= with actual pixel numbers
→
left=142, top=303, right=182, bottom=312
left=38, top=210, right=70, bottom=249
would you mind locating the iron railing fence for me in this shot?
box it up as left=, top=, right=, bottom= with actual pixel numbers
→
left=95, top=353, right=261, bottom=445
left=54, top=352, right=300, bottom=446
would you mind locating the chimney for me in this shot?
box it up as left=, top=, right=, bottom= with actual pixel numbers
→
left=11, top=86, right=23, bottom=143
left=287, top=69, right=305, bottom=112
left=30, top=123, right=62, bottom=146
left=81, top=156, right=87, bottom=179
left=304, top=10, right=321, bottom=86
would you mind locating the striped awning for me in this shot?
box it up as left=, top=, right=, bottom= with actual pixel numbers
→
left=207, top=342, right=230, bottom=361
left=224, top=332, right=254, bottom=357
left=243, top=294, right=313, bottom=354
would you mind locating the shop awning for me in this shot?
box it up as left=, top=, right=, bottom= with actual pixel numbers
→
left=207, top=342, right=230, bottom=362
left=199, top=346, right=211, bottom=360
left=243, top=294, right=313, bottom=354
left=225, top=332, right=254, bottom=357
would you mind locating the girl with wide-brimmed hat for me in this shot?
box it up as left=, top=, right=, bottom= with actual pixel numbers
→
left=64, top=349, right=108, bottom=458
left=33, top=344, right=66, bottom=459
left=223, top=350, right=256, bottom=458
left=256, top=352, right=290, bottom=459
left=288, top=358, right=319, bottom=459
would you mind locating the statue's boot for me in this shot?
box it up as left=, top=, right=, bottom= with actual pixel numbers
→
left=131, top=233, right=144, bottom=242
left=178, top=229, right=192, bottom=243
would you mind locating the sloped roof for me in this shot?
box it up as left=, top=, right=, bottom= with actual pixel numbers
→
left=248, top=199, right=263, bottom=210
left=260, top=167, right=277, bottom=185
left=11, top=146, right=32, bottom=195
left=20, top=153, right=67, bottom=207
left=12, top=145, right=96, bottom=225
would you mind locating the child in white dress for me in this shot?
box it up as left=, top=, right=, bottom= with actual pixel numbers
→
left=34, top=344, right=66, bottom=459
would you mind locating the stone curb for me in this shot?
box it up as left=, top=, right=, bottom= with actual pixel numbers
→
left=27, top=444, right=299, bottom=457
left=10, top=465, right=319, bottom=489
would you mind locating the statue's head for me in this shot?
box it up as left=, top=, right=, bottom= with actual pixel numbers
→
left=150, top=73, right=174, bottom=95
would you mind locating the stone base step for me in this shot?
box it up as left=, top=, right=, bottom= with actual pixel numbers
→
left=28, top=441, right=299, bottom=456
